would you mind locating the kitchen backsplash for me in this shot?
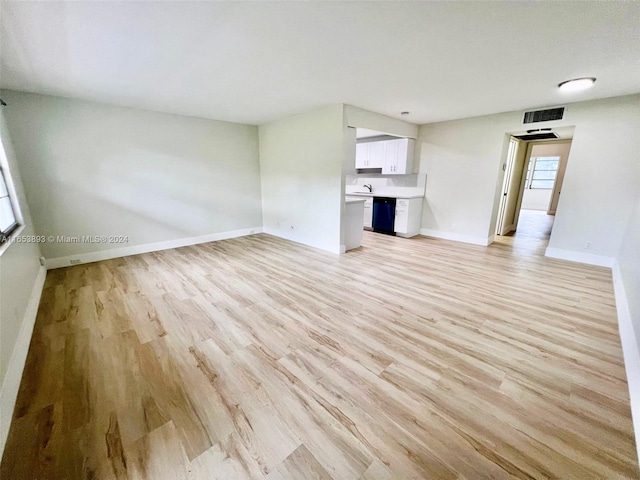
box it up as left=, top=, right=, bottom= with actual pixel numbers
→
left=345, top=173, right=426, bottom=197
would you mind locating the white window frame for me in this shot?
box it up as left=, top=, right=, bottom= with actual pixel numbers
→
left=0, top=137, right=25, bottom=256
left=525, top=156, right=560, bottom=190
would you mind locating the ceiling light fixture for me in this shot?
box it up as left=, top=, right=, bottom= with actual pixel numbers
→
left=558, top=77, right=596, bottom=92
left=400, top=111, right=410, bottom=116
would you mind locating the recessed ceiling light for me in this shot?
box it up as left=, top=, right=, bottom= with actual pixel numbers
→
left=558, top=77, right=596, bottom=92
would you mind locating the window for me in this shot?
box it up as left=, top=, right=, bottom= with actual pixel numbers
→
left=0, top=167, right=19, bottom=242
left=525, top=156, right=559, bottom=189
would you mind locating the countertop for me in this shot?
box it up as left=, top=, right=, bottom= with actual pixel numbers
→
left=345, top=192, right=424, bottom=199
left=345, top=198, right=366, bottom=204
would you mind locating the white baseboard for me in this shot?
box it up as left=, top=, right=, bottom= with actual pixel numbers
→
left=419, top=229, right=493, bottom=246
left=612, top=262, right=640, bottom=463
left=45, top=227, right=263, bottom=269
left=544, top=247, right=615, bottom=268
left=0, top=265, right=46, bottom=457
left=263, top=228, right=342, bottom=254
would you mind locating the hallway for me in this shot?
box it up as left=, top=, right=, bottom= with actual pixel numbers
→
left=493, top=209, right=555, bottom=257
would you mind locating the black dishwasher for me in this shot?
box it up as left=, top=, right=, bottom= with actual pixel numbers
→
left=372, top=197, right=396, bottom=235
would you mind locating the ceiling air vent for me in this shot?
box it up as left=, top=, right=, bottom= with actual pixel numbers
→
left=523, top=107, right=565, bottom=124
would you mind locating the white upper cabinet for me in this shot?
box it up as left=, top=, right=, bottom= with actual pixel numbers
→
left=382, top=138, right=414, bottom=174
left=382, top=139, right=399, bottom=174
left=367, top=141, right=385, bottom=168
left=356, top=138, right=415, bottom=174
left=355, top=141, right=385, bottom=169
left=355, top=143, right=369, bottom=169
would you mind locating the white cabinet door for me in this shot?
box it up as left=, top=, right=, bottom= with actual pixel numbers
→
left=358, top=139, right=415, bottom=173
left=363, top=197, right=373, bottom=228
left=382, top=138, right=415, bottom=174
left=367, top=142, right=385, bottom=168
left=394, top=198, right=410, bottom=233
left=394, top=198, right=422, bottom=237
left=355, top=143, right=369, bottom=169
left=382, top=139, right=399, bottom=174
left=394, top=139, right=409, bottom=174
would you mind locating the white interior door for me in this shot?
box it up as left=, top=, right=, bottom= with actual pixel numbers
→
left=547, top=141, right=572, bottom=214
left=496, top=138, right=523, bottom=235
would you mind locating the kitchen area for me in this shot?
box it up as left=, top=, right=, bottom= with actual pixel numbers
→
left=344, top=128, right=426, bottom=251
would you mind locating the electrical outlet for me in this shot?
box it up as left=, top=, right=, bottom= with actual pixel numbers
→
left=585, top=242, right=592, bottom=249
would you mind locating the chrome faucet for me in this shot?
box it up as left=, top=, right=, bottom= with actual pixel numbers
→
left=363, top=184, right=373, bottom=192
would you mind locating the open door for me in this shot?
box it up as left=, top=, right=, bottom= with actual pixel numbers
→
left=546, top=141, right=572, bottom=214
left=493, top=130, right=574, bottom=248
left=496, top=137, right=527, bottom=235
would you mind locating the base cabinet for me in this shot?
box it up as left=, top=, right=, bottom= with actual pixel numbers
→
left=394, top=198, right=422, bottom=237
left=363, top=197, right=373, bottom=228
left=346, top=196, right=421, bottom=237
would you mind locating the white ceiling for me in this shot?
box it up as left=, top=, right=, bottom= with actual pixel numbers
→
left=1, top=1, right=638, bottom=126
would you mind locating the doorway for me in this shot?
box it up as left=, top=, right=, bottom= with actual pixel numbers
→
left=523, top=141, right=572, bottom=216
left=494, top=136, right=573, bottom=251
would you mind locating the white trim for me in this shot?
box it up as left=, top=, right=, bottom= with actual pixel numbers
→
left=544, top=247, right=615, bottom=267
left=45, top=227, right=263, bottom=269
left=0, top=265, right=46, bottom=457
left=263, top=228, right=341, bottom=254
left=612, top=262, right=640, bottom=463
left=339, top=244, right=346, bottom=254
left=419, top=229, right=493, bottom=246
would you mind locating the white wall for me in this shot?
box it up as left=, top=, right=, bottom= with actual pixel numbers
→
left=344, top=105, right=418, bottom=139
left=0, top=109, right=45, bottom=455
left=521, top=189, right=552, bottom=211
left=259, top=104, right=344, bottom=254
left=614, top=191, right=640, bottom=462
left=418, top=112, right=516, bottom=245
left=418, top=94, right=640, bottom=256
left=0, top=90, right=263, bottom=264
left=341, top=126, right=358, bottom=251
left=618, top=192, right=640, bottom=347
left=547, top=95, right=640, bottom=261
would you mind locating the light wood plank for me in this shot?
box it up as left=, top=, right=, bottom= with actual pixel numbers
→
left=1, top=213, right=637, bottom=479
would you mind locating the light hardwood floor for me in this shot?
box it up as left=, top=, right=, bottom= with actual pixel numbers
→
left=493, top=209, right=554, bottom=255
left=1, top=228, right=637, bottom=479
